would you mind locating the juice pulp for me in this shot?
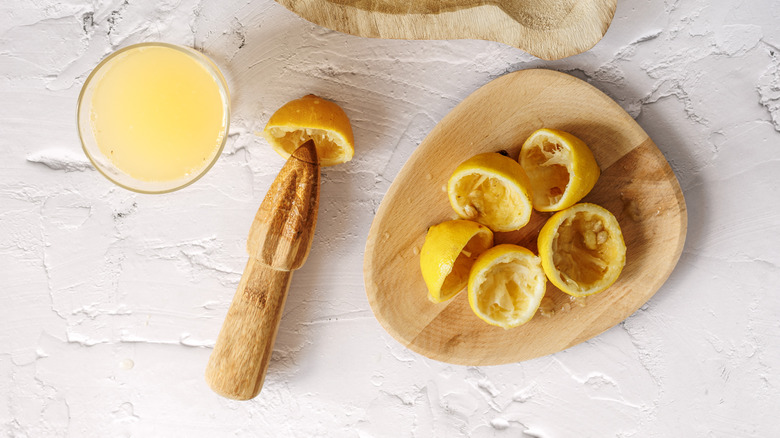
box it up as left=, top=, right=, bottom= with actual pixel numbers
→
left=89, top=45, right=227, bottom=182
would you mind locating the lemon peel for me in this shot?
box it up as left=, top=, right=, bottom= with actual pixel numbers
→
left=467, top=244, right=547, bottom=329
left=519, top=128, right=600, bottom=212
left=420, top=220, right=494, bottom=303
left=448, top=153, right=533, bottom=232
left=262, top=94, right=354, bottom=166
left=538, top=203, right=626, bottom=297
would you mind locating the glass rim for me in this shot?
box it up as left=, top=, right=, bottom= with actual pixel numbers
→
left=76, top=42, right=231, bottom=194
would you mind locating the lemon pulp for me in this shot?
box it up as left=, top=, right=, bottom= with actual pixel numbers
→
left=520, top=129, right=600, bottom=212
left=262, top=95, right=354, bottom=166
left=523, top=138, right=571, bottom=206
left=468, top=244, right=546, bottom=329
left=539, top=203, right=626, bottom=297
left=448, top=153, right=533, bottom=232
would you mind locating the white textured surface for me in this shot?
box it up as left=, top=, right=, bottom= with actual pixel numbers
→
left=1, top=1, right=779, bottom=436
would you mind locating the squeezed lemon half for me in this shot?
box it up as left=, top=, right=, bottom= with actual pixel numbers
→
left=468, top=244, right=547, bottom=329
left=262, top=94, right=354, bottom=166
left=447, top=153, right=533, bottom=232
left=519, top=128, right=600, bottom=212
left=538, top=203, right=626, bottom=297
left=420, top=220, right=494, bottom=303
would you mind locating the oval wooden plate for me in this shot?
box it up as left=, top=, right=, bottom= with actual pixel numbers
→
left=363, top=69, right=687, bottom=366
left=276, top=0, right=617, bottom=60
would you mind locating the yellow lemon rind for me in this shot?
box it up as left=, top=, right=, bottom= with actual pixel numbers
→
left=520, top=128, right=600, bottom=213
left=467, top=244, right=546, bottom=329
left=261, top=95, right=355, bottom=167
left=420, top=220, right=494, bottom=303
left=538, top=203, right=626, bottom=297
left=447, top=153, right=534, bottom=232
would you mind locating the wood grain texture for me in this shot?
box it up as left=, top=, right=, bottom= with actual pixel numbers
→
left=205, top=262, right=292, bottom=400
left=363, top=69, right=687, bottom=366
left=205, top=140, right=320, bottom=400
left=247, top=141, right=320, bottom=270
left=275, top=0, right=617, bottom=60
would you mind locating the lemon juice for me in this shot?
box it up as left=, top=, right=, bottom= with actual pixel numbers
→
left=79, top=43, right=229, bottom=192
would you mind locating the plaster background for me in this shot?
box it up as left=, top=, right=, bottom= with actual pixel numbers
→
left=1, top=0, right=779, bottom=436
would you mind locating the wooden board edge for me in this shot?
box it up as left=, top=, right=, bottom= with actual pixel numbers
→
left=275, top=0, right=618, bottom=60
left=362, top=69, right=690, bottom=366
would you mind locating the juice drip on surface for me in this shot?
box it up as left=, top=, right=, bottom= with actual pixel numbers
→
left=90, top=46, right=226, bottom=182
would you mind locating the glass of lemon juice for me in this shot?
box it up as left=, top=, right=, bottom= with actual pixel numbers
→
left=78, top=43, right=230, bottom=193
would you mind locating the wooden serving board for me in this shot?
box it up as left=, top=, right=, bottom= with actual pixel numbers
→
left=363, top=69, right=687, bottom=366
left=276, top=0, right=617, bottom=60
